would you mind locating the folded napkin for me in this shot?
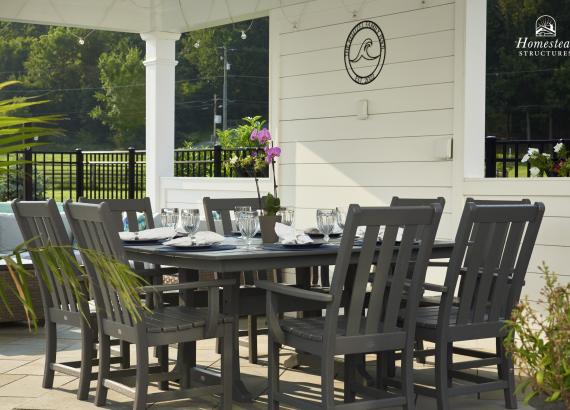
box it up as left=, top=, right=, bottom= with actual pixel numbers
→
left=275, top=223, right=313, bottom=244
left=119, top=227, right=176, bottom=241
left=163, top=231, right=224, bottom=247
left=356, top=226, right=404, bottom=242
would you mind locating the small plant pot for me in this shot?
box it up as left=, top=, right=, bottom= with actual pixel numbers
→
left=529, top=394, right=566, bottom=410
left=259, top=215, right=281, bottom=244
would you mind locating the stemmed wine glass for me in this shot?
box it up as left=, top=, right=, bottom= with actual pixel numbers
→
left=335, top=207, right=347, bottom=231
left=316, top=208, right=336, bottom=242
left=179, top=209, right=200, bottom=244
left=238, top=210, right=259, bottom=249
left=160, top=208, right=179, bottom=240
left=277, top=207, right=295, bottom=227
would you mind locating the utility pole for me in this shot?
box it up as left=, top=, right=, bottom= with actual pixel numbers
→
left=222, top=45, right=229, bottom=130
left=212, top=93, right=218, bottom=144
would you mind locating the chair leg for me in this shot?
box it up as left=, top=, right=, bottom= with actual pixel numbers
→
left=120, top=340, right=131, bottom=369
left=497, top=337, right=517, bottom=409
left=95, top=334, right=111, bottom=407
left=133, top=343, right=149, bottom=410
left=435, top=341, right=450, bottom=410
left=376, top=352, right=388, bottom=389
left=446, top=342, right=453, bottom=388
left=221, top=325, right=233, bottom=410
left=42, top=321, right=56, bottom=389
left=322, top=355, right=335, bottom=409
left=77, top=326, right=95, bottom=400
left=416, top=338, right=426, bottom=364
left=268, top=335, right=280, bottom=410
left=401, top=346, right=416, bottom=410
left=157, top=345, right=169, bottom=391
left=343, top=354, right=356, bottom=403
left=248, top=315, right=258, bottom=364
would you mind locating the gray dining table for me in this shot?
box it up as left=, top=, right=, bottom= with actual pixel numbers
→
left=124, top=236, right=454, bottom=402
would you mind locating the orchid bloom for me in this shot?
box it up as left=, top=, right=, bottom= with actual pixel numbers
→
left=250, top=128, right=272, bottom=144
left=264, top=146, right=281, bottom=163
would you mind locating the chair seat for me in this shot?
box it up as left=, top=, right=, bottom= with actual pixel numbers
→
left=280, top=315, right=368, bottom=342
left=144, top=306, right=232, bottom=334
left=414, top=306, right=502, bottom=329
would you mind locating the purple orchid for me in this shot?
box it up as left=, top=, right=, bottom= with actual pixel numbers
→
left=264, top=146, right=281, bottom=163
left=250, top=128, right=272, bottom=144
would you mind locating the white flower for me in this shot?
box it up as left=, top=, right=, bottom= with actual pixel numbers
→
left=530, top=167, right=541, bottom=177
left=521, top=154, right=530, bottom=163
left=554, top=142, right=564, bottom=153
left=229, top=155, right=238, bottom=165
left=542, top=153, right=551, bottom=158
left=528, top=147, right=539, bottom=156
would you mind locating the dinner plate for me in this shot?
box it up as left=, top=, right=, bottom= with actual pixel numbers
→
left=158, top=244, right=237, bottom=252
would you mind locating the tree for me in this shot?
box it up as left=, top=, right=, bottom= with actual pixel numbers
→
left=91, top=40, right=145, bottom=148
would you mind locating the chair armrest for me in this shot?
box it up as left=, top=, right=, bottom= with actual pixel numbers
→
left=255, top=280, right=333, bottom=303
left=423, top=282, right=448, bottom=293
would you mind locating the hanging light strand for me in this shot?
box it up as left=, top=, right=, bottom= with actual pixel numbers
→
left=340, top=0, right=367, bottom=19
left=279, top=0, right=309, bottom=30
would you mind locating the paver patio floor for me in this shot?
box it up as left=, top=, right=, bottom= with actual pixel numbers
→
left=0, top=322, right=533, bottom=409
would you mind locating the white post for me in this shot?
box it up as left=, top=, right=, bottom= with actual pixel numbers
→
left=140, top=31, right=181, bottom=210
left=462, top=0, right=487, bottom=178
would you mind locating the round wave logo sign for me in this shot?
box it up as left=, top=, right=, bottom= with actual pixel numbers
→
left=344, top=20, right=386, bottom=85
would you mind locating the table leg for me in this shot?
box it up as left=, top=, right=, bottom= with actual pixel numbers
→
left=178, top=269, right=197, bottom=388
left=220, top=271, right=252, bottom=402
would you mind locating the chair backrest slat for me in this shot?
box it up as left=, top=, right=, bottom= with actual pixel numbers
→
left=65, top=201, right=137, bottom=328
left=442, top=202, right=544, bottom=327
left=326, top=204, right=443, bottom=340
left=203, top=197, right=265, bottom=235
left=12, top=199, right=85, bottom=314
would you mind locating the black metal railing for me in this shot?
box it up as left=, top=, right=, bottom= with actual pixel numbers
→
left=485, top=136, right=570, bottom=177
left=0, top=146, right=267, bottom=201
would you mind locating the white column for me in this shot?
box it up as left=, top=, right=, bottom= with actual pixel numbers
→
left=140, top=31, right=181, bottom=210
left=462, top=0, right=487, bottom=178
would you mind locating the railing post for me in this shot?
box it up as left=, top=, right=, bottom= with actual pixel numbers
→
left=213, top=144, right=222, bottom=177
left=128, top=146, right=136, bottom=199
left=75, top=148, right=84, bottom=200
left=485, top=136, right=497, bottom=178
left=23, top=147, right=33, bottom=200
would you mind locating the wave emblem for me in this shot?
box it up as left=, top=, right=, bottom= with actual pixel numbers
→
left=344, top=20, right=386, bottom=85
left=349, top=38, right=380, bottom=63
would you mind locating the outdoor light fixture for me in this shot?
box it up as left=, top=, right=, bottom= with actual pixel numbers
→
left=241, top=30, right=247, bottom=40
left=78, top=38, right=85, bottom=45
left=194, top=39, right=200, bottom=48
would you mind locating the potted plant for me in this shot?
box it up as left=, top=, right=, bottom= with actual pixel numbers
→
left=503, top=263, right=570, bottom=409
left=221, top=116, right=269, bottom=177
left=522, top=142, right=570, bottom=177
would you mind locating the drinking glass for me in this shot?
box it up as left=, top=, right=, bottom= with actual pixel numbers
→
left=316, top=209, right=336, bottom=242
left=335, top=207, right=348, bottom=230
left=234, top=206, right=252, bottom=237
left=179, top=209, right=200, bottom=243
left=161, top=208, right=179, bottom=239
left=238, top=210, right=259, bottom=249
left=277, top=207, right=295, bottom=227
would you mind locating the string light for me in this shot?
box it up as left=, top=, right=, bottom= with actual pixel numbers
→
left=67, top=29, right=95, bottom=46
left=194, top=39, right=200, bottom=48
left=241, top=30, right=247, bottom=40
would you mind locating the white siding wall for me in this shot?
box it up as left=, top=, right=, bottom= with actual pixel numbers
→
left=271, top=0, right=456, bottom=237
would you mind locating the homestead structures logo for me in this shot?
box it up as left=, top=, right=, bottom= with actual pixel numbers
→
left=344, top=20, right=386, bottom=85
left=516, top=15, right=570, bottom=57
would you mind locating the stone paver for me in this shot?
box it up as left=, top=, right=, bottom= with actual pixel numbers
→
left=0, top=322, right=534, bottom=409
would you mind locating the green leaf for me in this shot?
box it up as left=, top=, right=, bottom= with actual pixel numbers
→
left=523, top=390, right=538, bottom=404
left=546, top=390, right=561, bottom=402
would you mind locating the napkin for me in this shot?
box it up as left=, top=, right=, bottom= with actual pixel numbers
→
left=119, top=227, right=176, bottom=241
left=356, top=226, right=404, bottom=242
left=163, top=231, right=224, bottom=247
left=275, top=223, right=313, bottom=244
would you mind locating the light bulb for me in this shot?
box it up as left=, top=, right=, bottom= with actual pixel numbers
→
left=241, top=30, right=247, bottom=40
left=194, top=40, right=200, bottom=48
left=78, top=38, right=85, bottom=45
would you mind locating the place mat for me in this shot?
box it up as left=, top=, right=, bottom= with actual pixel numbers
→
left=157, top=244, right=237, bottom=253
left=123, top=239, right=164, bottom=245
left=262, top=243, right=338, bottom=252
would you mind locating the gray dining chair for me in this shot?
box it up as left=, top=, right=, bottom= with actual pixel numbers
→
left=11, top=199, right=121, bottom=400
left=78, top=197, right=176, bottom=375
left=412, top=201, right=544, bottom=410
left=203, top=196, right=268, bottom=364
left=257, top=203, right=443, bottom=409
left=64, top=201, right=234, bottom=410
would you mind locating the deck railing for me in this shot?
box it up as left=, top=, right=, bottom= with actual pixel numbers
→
left=0, top=146, right=266, bottom=201
left=485, top=136, right=570, bottom=177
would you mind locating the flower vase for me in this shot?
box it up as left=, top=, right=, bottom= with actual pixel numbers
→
left=259, top=215, right=281, bottom=244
